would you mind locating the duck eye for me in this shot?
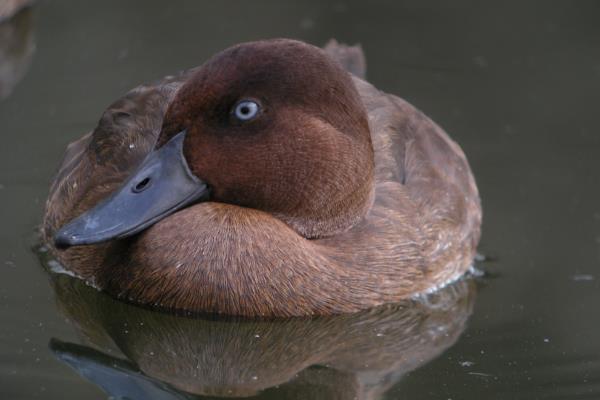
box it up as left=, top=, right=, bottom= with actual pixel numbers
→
left=233, top=100, right=259, bottom=121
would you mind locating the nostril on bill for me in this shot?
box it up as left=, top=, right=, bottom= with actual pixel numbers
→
left=133, top=177, right=151, bottom=193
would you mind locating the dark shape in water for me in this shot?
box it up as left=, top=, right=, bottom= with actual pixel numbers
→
left=0, top=5, right=35, bottom=99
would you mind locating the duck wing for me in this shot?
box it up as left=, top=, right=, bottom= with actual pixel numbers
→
left=43, top=70, right=196, bottom=240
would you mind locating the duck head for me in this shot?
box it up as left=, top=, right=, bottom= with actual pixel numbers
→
left=55, top=39, right=374, bottom=247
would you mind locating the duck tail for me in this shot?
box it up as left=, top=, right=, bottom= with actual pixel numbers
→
left=323, top=39, right=366, bottom=79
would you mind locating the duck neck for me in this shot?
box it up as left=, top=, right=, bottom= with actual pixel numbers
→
left=276, top=186, right=374, bottom=239
left=274, top=152, right=376, bottom=239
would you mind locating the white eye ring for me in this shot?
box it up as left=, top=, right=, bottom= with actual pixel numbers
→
left=234, top=100, right=259, bottom=121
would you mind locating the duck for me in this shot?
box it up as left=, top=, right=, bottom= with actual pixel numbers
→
left=42, top=39, right=482, bottom=317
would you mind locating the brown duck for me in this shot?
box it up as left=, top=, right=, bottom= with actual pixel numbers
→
left=43, top=39, right=482, bottom=317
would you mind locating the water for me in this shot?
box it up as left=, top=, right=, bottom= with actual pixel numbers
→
left=1, top=1, right=599, bottom=399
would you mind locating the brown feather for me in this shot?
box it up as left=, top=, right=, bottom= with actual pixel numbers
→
left=42, top=39, right=482, bottom=317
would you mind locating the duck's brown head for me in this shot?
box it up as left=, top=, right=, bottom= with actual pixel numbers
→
left=54, top=39, right=374, bottom=247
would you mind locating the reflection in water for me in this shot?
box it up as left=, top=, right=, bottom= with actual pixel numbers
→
left=0, top=5, right=35, bottom=99
left=47, top=272, right=476, bottom=399
left=0, top=0, right=32, bottom=21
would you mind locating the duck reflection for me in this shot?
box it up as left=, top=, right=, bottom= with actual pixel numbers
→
left=48, top=273, right=476, bottom=399
left=0, top=4, right=35, bottom=99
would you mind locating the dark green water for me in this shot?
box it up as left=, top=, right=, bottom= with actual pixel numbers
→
left=1, top=1, right=599, bottom=399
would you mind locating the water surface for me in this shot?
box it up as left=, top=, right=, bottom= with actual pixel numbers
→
left=1, top=1, right=599, bottom=399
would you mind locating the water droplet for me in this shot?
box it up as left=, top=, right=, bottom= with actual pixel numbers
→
left=473, top=55, right=488, bottom=68
left=300, top=18, right=315, bottom=30
left=572, top=274, right=594, bottom=281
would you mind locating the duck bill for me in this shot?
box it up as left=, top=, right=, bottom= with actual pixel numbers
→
left=54, top=131, right=209, bottom=248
